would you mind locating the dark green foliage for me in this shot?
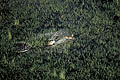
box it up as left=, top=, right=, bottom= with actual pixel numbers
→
left=0, top=0, right=120, bottom=80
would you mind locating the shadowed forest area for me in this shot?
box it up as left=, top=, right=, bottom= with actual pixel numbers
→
left=0, top=0, right=120, bottom=80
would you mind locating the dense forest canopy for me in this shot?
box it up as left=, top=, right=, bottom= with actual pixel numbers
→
left=0, top=0, right=120, bottom=80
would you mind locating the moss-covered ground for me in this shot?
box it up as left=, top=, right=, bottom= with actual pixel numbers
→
left=0, top=0, right=120, bottom=80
